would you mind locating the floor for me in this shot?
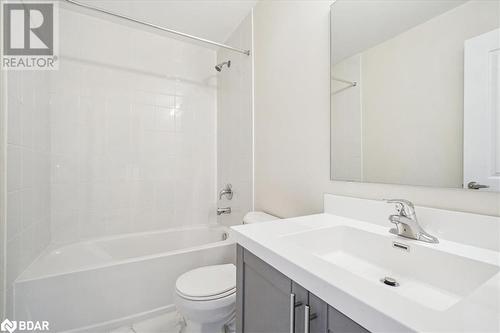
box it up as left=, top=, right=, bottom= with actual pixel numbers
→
left=109, top=311, right=184, bottom=333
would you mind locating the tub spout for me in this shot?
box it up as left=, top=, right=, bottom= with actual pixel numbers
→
left=217, top=207, right=231, bottom=215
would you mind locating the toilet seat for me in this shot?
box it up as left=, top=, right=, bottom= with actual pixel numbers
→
left=177, top=287, right=236, bottom=301
left=175, top=264, right=236, bottom=301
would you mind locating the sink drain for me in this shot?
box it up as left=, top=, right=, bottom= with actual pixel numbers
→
left=380, top=276, right=399, bottom=287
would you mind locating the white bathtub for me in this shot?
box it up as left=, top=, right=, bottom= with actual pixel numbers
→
left=14, top=225, right=235, bottom=332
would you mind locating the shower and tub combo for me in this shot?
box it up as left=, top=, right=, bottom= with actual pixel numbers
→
left=14, top=215, right=278, bottom=332
left=14, top=225, right=234, bottom=332
left=3, top=0, right=256, bottom=332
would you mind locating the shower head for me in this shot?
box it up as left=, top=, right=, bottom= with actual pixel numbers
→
left=215, top=60, right=231, bottom=72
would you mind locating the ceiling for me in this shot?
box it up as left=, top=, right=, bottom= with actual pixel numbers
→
left=71, top=0, right=257, bottom=43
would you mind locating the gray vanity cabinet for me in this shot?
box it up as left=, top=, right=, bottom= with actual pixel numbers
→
left=328, top=307, right=369, bottom=333
left=236, top=246, right=292, bottom=333
left=237, top=245, right=369, bottom=333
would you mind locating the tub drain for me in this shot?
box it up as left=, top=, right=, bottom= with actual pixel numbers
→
left=380, top=276, right=399, bottom=287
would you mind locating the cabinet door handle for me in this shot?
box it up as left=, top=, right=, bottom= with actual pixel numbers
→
left=304, top=305, right=318, bottom=333
left=304, top=305, right=310, bottom=333
left=290, top=294, right=296, bottom=333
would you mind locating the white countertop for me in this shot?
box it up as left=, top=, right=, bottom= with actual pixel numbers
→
left=231, top=207, right=500, bottom=333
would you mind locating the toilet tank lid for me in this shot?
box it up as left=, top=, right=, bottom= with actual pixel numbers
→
left=243, top=211, right=279, bottom=224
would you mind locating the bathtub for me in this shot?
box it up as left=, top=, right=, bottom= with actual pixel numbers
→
left=14, top=225, right=235, bottom=332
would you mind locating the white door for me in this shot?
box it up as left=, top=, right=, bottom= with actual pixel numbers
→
left=463, top=28, right=500, bottom=191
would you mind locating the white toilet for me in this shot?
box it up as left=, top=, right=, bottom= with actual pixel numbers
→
left=174, top=212, right=279, bottom=333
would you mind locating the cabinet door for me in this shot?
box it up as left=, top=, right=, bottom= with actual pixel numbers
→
left=328, top=306, right=370, bottom=333
left=308, top=293, right=328, bottom=333
left=237, top=245, right=293, bottom=333
left=292, top=283, right=328, bottom=333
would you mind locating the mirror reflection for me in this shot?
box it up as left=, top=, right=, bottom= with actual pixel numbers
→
left=330, top=0, right=500, bottom=191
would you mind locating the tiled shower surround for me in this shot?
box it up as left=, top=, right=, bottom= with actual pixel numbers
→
left=217, top=14, right=253, bottom=226
left=5, top=70, right=52, bottom=317
left=4, top=5, right=220, bottom=312
left=49, top=8, right=217, bottom=243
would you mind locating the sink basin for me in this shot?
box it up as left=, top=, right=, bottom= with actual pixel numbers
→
left=282, top=226, right=499, bottom=311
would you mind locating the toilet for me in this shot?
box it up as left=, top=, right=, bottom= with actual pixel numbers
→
left=174, top=212, right=279, bottom=333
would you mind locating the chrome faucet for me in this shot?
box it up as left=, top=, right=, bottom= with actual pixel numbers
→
left=385, top=199, right=439, bottom=243
left=218, top=184, right=233, bottom=200
left=217, top=207, right=231, bottom=215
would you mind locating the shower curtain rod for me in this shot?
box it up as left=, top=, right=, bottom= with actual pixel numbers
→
left=331, top=76, right=357, bottom=87
left=63, top=0, right=251, bottom=56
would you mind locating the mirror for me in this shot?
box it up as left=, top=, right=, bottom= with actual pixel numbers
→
left=330, top=0, right=500, bottom=191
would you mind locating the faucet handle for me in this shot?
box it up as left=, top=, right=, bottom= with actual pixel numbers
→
left=384, top=199, right=416, bottom=218
left=218, top=184, right=233, bottom=200
left=384, top=198, right=414, bottom=207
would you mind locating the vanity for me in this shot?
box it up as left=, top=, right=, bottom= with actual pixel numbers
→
left=230, top=195, right=500, bottom=333
left=236, top=245, right=368, bottom=333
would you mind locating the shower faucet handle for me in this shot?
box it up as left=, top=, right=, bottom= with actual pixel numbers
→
left=218, top=184, right=233, bottom=200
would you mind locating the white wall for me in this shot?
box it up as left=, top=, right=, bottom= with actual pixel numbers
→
left=49, top=8, right=218, bottom=243
left=5, top=70, right=52, bottom=317
left=217, top=13, right=254, bottom=226
left=253, top=0, right=500, bottom=218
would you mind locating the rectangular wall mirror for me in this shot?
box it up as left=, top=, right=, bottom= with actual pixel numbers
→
left=330, top=0, right=500, bottom=192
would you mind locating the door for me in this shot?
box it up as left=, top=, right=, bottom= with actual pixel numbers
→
left=237, top=246, right=292, bottom=333
left=464, top=28, right=500, bottom=191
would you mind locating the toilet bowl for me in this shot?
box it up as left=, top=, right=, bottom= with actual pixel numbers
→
left=174, top=264, right=236, bottom=333
left=174, top=212, right=279, bottom=333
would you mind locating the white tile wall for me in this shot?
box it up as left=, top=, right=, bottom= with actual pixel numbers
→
left=48, top=8, right=217, bottom=243
left=5, top=70, right=52, bottom=317
left=217, top=13, right=254, bottom=226
left=3, top=6, right=222, bottom=316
